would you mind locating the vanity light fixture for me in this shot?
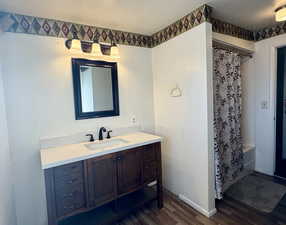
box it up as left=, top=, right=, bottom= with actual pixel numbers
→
left=275, top=5, right=286, bottom=22
left=110, top=43, right=120, bottom=59
left=65, top=39, right=119, bottom=58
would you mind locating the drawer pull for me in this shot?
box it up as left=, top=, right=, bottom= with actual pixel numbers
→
left=67, top=178, right=78, bottom=184
left=64, top=193, right=74, bottom=198
left=64, top=205, right=74, bottom=210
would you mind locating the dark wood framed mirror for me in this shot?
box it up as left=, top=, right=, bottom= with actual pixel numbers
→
left=72, top=58, right=119, bottom=120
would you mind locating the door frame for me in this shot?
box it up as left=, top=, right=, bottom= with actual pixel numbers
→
left=274, top=47, right=286, bottom=178
left=270, top=42, right=286, bottom=177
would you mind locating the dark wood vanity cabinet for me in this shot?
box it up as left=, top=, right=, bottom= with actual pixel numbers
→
left=44, top=142, right=162, bottom=225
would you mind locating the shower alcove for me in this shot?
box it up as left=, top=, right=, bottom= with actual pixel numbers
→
left=212, top=34, right=256, bottom=195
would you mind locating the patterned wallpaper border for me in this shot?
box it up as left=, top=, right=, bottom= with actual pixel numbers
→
left=2, top=4, right=280, bottom=47
left=150, top=4, right=212, bottom=47
left=211, top=18, right=255, bottom=41
left=0, top=12, right=152, bottom=48
left=0, top=5, right=214, bottom=48
left=254, top=22, right=286, bottom=41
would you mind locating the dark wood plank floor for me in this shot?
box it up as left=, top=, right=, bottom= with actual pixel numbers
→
left=116, top=174, right=286, bottom=225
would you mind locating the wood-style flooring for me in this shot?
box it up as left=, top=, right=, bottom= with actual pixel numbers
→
left=116, top=174, right=286, bottom=225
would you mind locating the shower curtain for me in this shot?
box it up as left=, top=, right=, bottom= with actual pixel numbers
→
left=213, top=48, right=244, bottom=199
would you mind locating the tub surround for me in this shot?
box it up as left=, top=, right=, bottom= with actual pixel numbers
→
left=222, top=144, right=256, bottom=193
left=243, top=144, right=255, bottom=172
left=41, top=132, right=162, bottom=169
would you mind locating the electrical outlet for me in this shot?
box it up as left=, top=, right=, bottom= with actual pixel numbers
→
left=131, top=116, right=136, bottom=124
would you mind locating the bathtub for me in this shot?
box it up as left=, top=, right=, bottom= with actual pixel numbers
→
left=223, top=144, right=256, bottom=192
left=243, top=144, right=255, bottom=172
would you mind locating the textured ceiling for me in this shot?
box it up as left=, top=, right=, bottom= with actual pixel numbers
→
left=0, top=0, right=284, bottom=35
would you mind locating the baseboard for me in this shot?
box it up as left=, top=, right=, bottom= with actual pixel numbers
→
left=254, top=170, right=286, bottom=181
left=178, top=194, right=217, bottom=218
left=254, top=170, right=274, bottom=177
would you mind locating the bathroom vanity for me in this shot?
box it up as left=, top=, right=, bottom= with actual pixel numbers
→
left=41, top=132, right=163, bottom=225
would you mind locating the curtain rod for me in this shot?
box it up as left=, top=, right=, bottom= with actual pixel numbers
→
left=212, top=40, right=253, bottom=58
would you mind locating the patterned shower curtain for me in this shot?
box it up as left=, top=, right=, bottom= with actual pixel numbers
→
left=213, top=48, right=244, bottom=199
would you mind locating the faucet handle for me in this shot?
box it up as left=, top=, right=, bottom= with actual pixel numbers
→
left=86, top=134, right=95, bottom=142
left=107, top=130, right=112, bottom=139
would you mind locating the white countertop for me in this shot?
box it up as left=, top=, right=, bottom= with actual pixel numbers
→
left=40, top=132, right=162, bottom=169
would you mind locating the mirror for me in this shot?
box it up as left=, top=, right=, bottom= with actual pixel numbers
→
left=72, top=59, right=119, bottom=120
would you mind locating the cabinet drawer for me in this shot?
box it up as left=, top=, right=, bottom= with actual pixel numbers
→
left=55, top=179, right=84, bottom=195
left=55, top=175, right=83, bottom=189
left=55, top=182, right=85, bottom=217
left=142, top=144, right=157, bottom=162
left=54, top=161, right=83, bottom=178
left=143, top=161, right=157, bottom=183
left=54, top=161, right=83, bottom=183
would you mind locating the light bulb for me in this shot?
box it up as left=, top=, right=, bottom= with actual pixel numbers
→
left=92, top=43, right=103, bottom=56
left=110, top=44, right=120, bottom=58
left=71, top=39, right=82, bottom=51
left=276, top=6, right=286, bottom=22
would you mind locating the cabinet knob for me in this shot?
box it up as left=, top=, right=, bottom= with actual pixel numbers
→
left=64, top=193, right=73, bottom=198
left=67, top=178, right=77, bottom=184
left=64, top=205, right=74, bottom=210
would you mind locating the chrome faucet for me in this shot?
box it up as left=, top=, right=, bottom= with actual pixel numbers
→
left=98, top=127, right=107, bottom=140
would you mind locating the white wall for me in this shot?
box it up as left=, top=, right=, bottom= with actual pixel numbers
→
left=152, top=22, right=215, bottom=216
left=0, top=32, right=154, bottom=225
left=0, top=60, right=16, bottom=224
left=254, top=34, right=286, bottom=175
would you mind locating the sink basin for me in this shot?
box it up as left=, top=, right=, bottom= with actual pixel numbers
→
left=85, top=138, right=129, bottom=150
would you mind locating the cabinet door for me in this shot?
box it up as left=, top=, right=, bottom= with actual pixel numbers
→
left=117, top=148, right=142, bottom=194
left=87, top=154, right=117, bottom=208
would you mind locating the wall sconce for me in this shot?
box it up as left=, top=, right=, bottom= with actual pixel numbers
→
left=65, top=39, right=119, bottom=58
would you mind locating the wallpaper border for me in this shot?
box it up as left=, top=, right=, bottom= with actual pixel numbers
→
left=2, top=4, right=276, bottom=47
left=0, top=5, right=214, bottom=48
left=255, top=22, right=286, bottom=41
left=211, top=18, right=255, bottom=41
left=0, top=12, right=152, bottom=48
left=150, top=4, right=212, bottom=47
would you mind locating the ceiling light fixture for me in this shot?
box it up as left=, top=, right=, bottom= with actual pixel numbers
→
left=275, top=5, right=286, bottom=22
